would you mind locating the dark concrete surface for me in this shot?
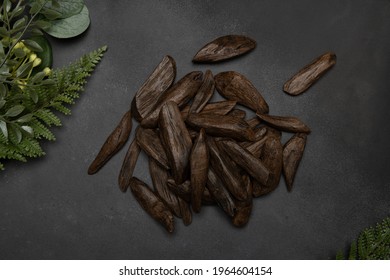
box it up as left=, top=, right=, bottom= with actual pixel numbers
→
left=1, top=0, right=389, bottom=259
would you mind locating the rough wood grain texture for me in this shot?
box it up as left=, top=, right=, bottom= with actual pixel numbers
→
left=88, top=110, right=132, bottom=175
left=135, top=127, right=170, bottom=170
left=167, top=179, right=215, bottom=205
left=141, top=71, right=203, bottom=128
left=129, top=177, right=174, bottom=233
left=218, top=139, right=270, bottom=187
left=256, top=113, right=311, bottom=134
left=118, top=137, right=141, bottom=192
left=181, top=100, right=237, bottom=120
left=131, top=56, right=176, bottom=122
left=190, top=128, right=209, bottom=213
left=283, top=51, right=336, bottom=96
left=228, top=109, right=246, bottom=119
left=207, top=167, right=236, bottom=217
left=215, top=71, right=269, bottom=114
left=159, top=101, right=192, bottom=184
left=282, top=133, right=307, bottom=191
left=149, top=158, right=182, bottom=218
left=252, top=134, right=283, bottom=197
left=207, top=136, right=247, bottom=201
left=192, top=35, right=256, bottom=63
left=189, top=69, right=215, bottom=114
left=186, top=113, right=255, bottom=141
left=232, top=175, right=253, bottom=227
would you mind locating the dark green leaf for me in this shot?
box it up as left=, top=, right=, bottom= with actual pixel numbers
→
left=0, top=120, right=8, bottom=139
left=29, top=2, right=42, bottom=14
left=4, top=0, right=11, bottom=13
left=34, top=20, right=52, bottom=30
left=5, top=105, right=25, bottom=117
left=13, top=48, right=26, bottom=58
left=16, top=62, right=33, bottom=78
left=0, top=100, right=5, bottom=109
left=0, top=27, right=8, bottom=37
left=41, top=78, right=55, bottom=85
left=17, top=113, right=34, bottom=123
left=30, top=90, right=39, bottom=103
left=10, top=124, right=22, bottom=144
left=31, top=71, right=46, bottom=83
left=23, top=39, right=44, bottom=52
left=45, top=5, right=90, bottom=39
left=13, top=17, right=27, bottom=30
left=0, top=83, right=7, bottom=98
left=21, top=125, right=34, bottom=136
left=12, top=5, right=25, bottom=18
left=41, top=8, right=62, bottom=20
left=30, top=28, right=44, bottom=36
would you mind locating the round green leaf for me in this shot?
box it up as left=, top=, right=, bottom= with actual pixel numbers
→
left=44, top=5, right=90, bottom=39
left=43, top=0, right=84, bottom=19
left=21, top=125, right=34, bottom=136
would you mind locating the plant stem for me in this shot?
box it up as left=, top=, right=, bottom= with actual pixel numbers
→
left=0, top=0, right=49, bottom=69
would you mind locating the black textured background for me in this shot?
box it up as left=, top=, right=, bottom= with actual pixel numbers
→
left=1, top=0, right=389, bottom=259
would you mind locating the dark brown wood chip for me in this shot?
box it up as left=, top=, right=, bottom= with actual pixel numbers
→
left=135, top=127, right=170, bottom=170
left=186, top=113, right=255, bottom=142
left=192, top=35, right=256, bottom=63
left=283, top=51, right=336, bottom=96
left=131, top=55, right=176, bottom=122
left=256, top=113, right=311, bottom=134
left=129, top=177, right=174, bottom=233
left=118, top=138, right=141, bottom=192
left=215, top=71, right=269, bottom=113
left=159, top=101, right=193, bottom=184
left=190, top=128, right=209, bottom=213
left=141, top=71, right=203, bottom=128
left=88, top=110, right=132, bottom=175
left=282, top=133, right=307, bottom=191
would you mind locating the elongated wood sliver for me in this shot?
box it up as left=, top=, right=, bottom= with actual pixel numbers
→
left=149, top=158, right=182, bottom=217
left=88, top=110, right=132, bottom=175
left=193, top=35, right=256, bottom=63
left=135, top=127, right=170, bottom=170
left=118, top=138, right=141, bottom=192
left=159, top=101, right=192, bottom=184
left=186, top=113, right=255, bottom=142
left=141, top=71, right=203, bottom=128
left=207, top=136, right=247, bottom=201
left=282, top=133, right=307, bottom=191
left=129, top=177, right=174, bottom=233
left=283, top=52, right=336, bottom=96
left=232, top=175, right=253, bottom=227
left=218, top=139, right=270, bottom=187
left=252, top=135, right=283, bottom=197
left=256, top=113, right=311, bottom=134
left=131, top=56, right=176, bottom=122
left=207, top=167, right=236, bottom=217
left=190, top=128, right=209, bottom=213
left=215, top=71, right=269, bottom=113
left=189, top=70, right=215, bottom=114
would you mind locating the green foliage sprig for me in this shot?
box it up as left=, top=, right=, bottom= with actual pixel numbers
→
left=0, top=1, right=107, bottom=170
left=336, top=217, right=390, bottom=260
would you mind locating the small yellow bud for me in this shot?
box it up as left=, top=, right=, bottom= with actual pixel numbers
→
left=14, top=42, right=25, bottom=49
left=43, top=67, right=51, bottom=76
left=33, top=58, right=41, bottom=67
left=29, top=53, right=37, bottom=62
left=23, top=47, right=31, bottom=54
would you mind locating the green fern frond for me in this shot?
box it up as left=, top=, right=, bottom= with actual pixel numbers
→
left=28, top=119, right=56, bottom=141
left=34, top=108, right=62, bottom=127
left=337, top=217, right=390, bottom=260
left=0, top=46, right=107, bottom=170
